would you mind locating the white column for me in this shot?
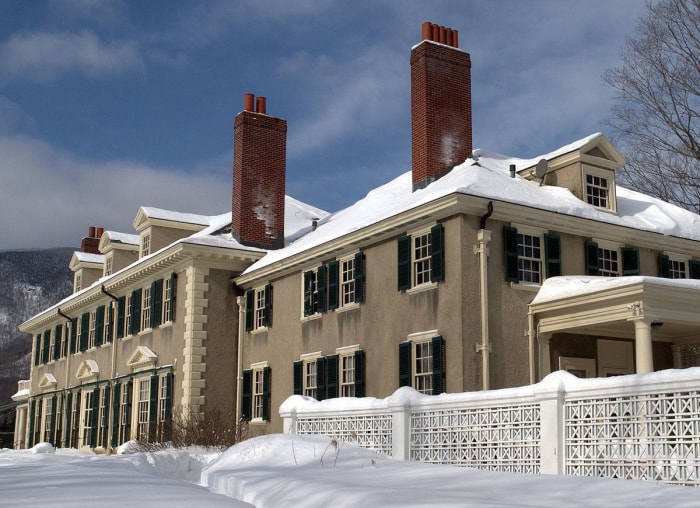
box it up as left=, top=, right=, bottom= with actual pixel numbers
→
left=538, top=333, right=552, bottom=379
left=632, top=318, right=654, bottom=374
left=671, top=344, right=683, bottom=369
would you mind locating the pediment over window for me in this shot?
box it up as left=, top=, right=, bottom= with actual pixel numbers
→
left=127, top=345, right=158, bottom=371
left=76, top=359, right=99, bottom=381
left=38, top=373, right=57, bottom=389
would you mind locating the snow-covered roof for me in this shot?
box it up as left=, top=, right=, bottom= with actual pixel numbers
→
left=103, top=231, right=139, bottom=246
left=243, top=133, right=700, bottom=275
left=73, top=252, right=104, bottom=264
left=138, top=206, right=213, bottom=226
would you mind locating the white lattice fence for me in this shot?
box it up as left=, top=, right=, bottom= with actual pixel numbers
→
left=294, top=412, right=393, bottom=456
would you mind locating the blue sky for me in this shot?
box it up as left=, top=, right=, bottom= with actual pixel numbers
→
left=0, top=0, right=649, bottom=250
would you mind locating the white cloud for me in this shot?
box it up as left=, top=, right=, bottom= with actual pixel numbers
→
left=0, top=30, right=142, bottom=83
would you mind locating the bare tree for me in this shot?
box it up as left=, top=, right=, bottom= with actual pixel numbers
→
left=603, top=0, right=700, bottom=212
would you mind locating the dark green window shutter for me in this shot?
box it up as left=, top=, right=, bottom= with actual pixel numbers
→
left=354, top=350, right=365, bottom=397
left=95, top=305, right=105, bottom=347
left=70, top=318, right=78, bottom=353
left=169, top=273, right=177, bottom=322
left=399, top=342, right=412, bottom=388
left=354, top=252, right=365, bottom=303
left=262, top=367, right=271, bottom=421
left=104, top=304, right=113, bottom=344
left=79, top=313, right=89, bottom=351
left=503, top=226, right=519, bottom=282
left=326, top=355, right=338, bottom=399
left=241, top=369, right=252, bottom=421
left=431, top=336, right=446, bottom=395
left=689, top=260, right=700, bottom=280
left=293, top=361, right=303, bottom=395
left=72, top=391, right=81, bottom=448
left=90, top=387, right=99, bottom=447
left=163, top=373, right=173, bottom=441
left=585, top=241, right=599, bottom=275
left=123, top=380, right=132, bottom=439
left=28, top=400, right=36, bottom=447
left=101, top=385, right=110, bottom=448
left=116, top=297, right=125, bottom=339
left=328, top=261, right=339, bottom=310
left=397, top=235, right=411, bottom=290
left=63, top=391, right=72, bottom=448
left=49, top=394, right=57, bottom=445
left=430, top=223, right=445, bottom=282
left=34, top=335, right=41, bottom=366
left=110, top=383, right=121, bottom=448
left=131, top=289, right=142, bottom=335
left=53, top=326, right=61, bottom=361
left=303, top=271, right=313, bottom=316
left=149, top=375, right=159, bottom=441
left=263, top=284, right=272, bottom=328
left=42, top=330, right=50, bottom=363
left=544, top=234, right=562, bottom=278
left=151, top=279, right=163, bottom=328
left=621, top=247, right=640, bottom=275
left=317, top=265, right=327, bottom=313
left=659, top=254, right=670, bottom=278
left=245, top=290, right=254, bottom=332
left=316, top=357, right=327, bottom=401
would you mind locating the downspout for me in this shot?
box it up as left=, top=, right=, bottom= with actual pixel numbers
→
left=235, top=295, right=246, bottom=423
left=474, top=201, right=493, bottom=390
left=527, top=306, right=536, bottom=385
left=57, top=307, right=73, bottom=390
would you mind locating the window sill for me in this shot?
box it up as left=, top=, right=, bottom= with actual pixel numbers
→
left=251, top=326, right=269, bottom=335
left=406, top=281, right=438, bottom=295
left=509, top=282, right=541, bottom=292
left=250, top=418, right=267, bottom=425
left=138, top=328, right=152, bottom=336
left=160, top=321, right=174, bottom=329
left=301, top=313, right=322, bottom=323
left=335, top=302, right=360, bottom=314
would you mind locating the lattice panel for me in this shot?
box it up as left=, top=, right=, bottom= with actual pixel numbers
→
left=410, top=404, right=541, bottom=474
left=295, top=413, right=393, bottom=456
left=565, top=392, right=700, bottom=486
left=681, top=345, right=700, bottom=368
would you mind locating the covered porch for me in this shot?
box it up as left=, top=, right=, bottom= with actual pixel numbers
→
left=528, top=276, right=700, bottom=380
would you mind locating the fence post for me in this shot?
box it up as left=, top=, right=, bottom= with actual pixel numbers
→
left=389, top=401, right=411, bottom=460
left=536, top=379, right=565, bottom=475
left=280, top=408, right=297, bottom=435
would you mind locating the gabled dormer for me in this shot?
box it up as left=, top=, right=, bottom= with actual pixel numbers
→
left=133, top=207, right=210, bottom=259
left=69, top=251, right=104, bottom=293
left=519, top=133, right=626, bottom=213
left=98, top=231, right=139, bottom=276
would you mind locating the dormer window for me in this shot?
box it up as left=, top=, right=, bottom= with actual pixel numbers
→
left=141, top=234, right=151, bottom=257
left=105, top=254, right=113, bottom=276
left=586, top=173, right=609, bottom=208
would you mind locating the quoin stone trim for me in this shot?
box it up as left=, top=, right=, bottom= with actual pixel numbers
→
left=181, top=265, right=209, bottom=414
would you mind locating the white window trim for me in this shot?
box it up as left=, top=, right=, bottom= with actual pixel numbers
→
left=300, top=351, right=322, bottom=398
left=300, top=267, right=321, bottom=320
left=406, top=330, right=438, bottom=395
left=133, top=376, right=151, bottom=443
left=664, top=251, right=690, bottom=279
left=337, top=344, right=360, bottom=397
left=512, top=223, right=547, bottom=286
left=251, top=285, right=269, bottom=333
left=141, top=233, right=151, bottom=258
left=140, top=285, right=152, bottom=333
left=408, top=226, right=434, bottom=290
left=593, top=238, right=622, bottom=277
left=250, top=360, right=269, bottom=423
left=104, top=254, right=113, bottom=277
left=338, top=253, right=357, bottom=310
left=582, top=165, right=617, bottom=212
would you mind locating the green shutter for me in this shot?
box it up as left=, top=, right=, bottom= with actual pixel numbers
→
left=689, top=260, right=700, bottom=280
left=354, top=350, right=365, bottom=397
left=430, top=223, right=445, bottom=282
left=326, top=355, right=338, bottom=399
left=34, top=335, right=41, bottom=366
left=503, top=226, right=519, bottom=282
left=151, top=279, right=163, bottom=328
left=621, top=247, right=640, bottom=275
left=123, top=381, right=132, bottom=440
left=316, top=357, right=326, bottom=401
left=245, top=290, right=254, bottom=331
left=293, top=361, right=303, bottom=395
left=169, top=273, right=177, bottom=322
left=431, top=336, right=446, bottom=395
left=110, top=383, right=121, bottom=448
left=262, top=367, right=271, bottom=421
left=28, top=399, right=36, bottom=447
left=354, top=252, right=365, bottom=303
left=659, top=254, right=670, bottom=278
left=72, top=391, right=81, bottom=448
left=104, top=304, right=113, bottom=344
left=163, top=373, right=173, bottom=441
left=303, top=271, right=314, bottom=316
left=544, top=234, right=562, bottom=278
left=42, top=330, right=50, bottom=363
left=101, top=385, right=110, bottom=448
left=49, top=394, right=57, bottom=445
left=63, top=391, right=72, bottom=448
left=79, top=313, right=89, bottom=351
left=397, top=235, right=411, bottom=290
left=328, top=261, right=339, bottom=310
left=53, top=325, right=61, bottom=361
left=399, top=342, right=412, bottom=388
left=116, top=297, right=125, bottom=339
left=95, top=305, right=105, bottom=347
left=149, top=375, right=158, bottom=441
left=263, top=284, right=272, bottom=328
left=70, top=318, right=77, bottom=353
left=241, top=369, right=252, bottom=421
left=131, top=289, right=142, bottom=335
left=317, top=265, right=327, bottom=313
left=585, top=241, right=599, bottom=275
left=90, top=387, right=99, bottom=448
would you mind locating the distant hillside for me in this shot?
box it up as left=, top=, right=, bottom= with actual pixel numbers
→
left=0, top=248, right=74, bottom=404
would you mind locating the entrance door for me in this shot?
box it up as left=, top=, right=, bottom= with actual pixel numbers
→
left=597, top=339, right=634, bottom=376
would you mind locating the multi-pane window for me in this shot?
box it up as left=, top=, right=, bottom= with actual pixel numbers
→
left=157, top=375, right=169, bottom=440
left=598, top=247, right=619, bottom=277
left=340, top=353, right=356, bottom=397
left=141, top=286, right=152, bottom=331
left=88, top=310, right=96, bottom=349
left=81, top=390, right=94, bottom=448
left=305, top=271, right=319, bottom=315
left=48, top=329, right=55, bottom=361
left=242, top=363, right=270, bottom=422
left=413, top=231, right=432, bottom=286
left=341, top=257, right=355, bottom=306
left=246, top=285, right=271, bottom=331
left=303, top=359, right=317, bottom=398
left=119, top=386, right=131, bottom=443
left=163, top=277, right=172, bottom=322
left=586, top=173, right=609, bottom=208
left=517, top=233, right=542, bottom=284
left=70, top=394, right=80, bottom=448
left=255, top=288, right=266, bottom=329
left=399, top=335, right=445, bottom=396
left=97, top=387, right=109, bottom=448
left=125, top=295, right=132, bottom=336
left=398, top=224, right=444, bottom=291
left=252, top=369, right=265, bottom=420
left=136, top=378, right=150, bottom=442
left=105, top=255, right=113, bottom=276
left=141, top=234, right=151, bottom=257
left=669, top=259, right=687, bottom=279
left=54, top=394, right=63, bottom=447
left=413, top=341, right=433, bottom=395
left=43, top=397, right=54, bottom=441
left=59, top=324, right=67, bottom=358
left=75, top=273, right=82, bottom=292
left=32, top=399, right=43, bottom=446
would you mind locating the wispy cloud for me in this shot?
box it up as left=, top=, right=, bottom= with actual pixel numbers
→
left=0, top=30, right=142, bottom=83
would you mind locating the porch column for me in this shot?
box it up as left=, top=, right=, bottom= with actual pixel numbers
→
left=671, top=344, right=683, bottom=369
left=538, top=333, right=553, bottom=379
left=631, top=317, right=654, bottom=374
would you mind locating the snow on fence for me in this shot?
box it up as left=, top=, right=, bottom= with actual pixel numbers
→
left=280, top=368, right=700, bottom=486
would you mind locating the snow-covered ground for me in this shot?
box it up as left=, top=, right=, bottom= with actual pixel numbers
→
left=1, top=434, right=698, bottom=507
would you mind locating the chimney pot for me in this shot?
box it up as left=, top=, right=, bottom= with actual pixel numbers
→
left=88, top=226, right=96, bottom=238
left=243, top=93, right=255, bottom=112
left=256, top=96, right=267, bottom=115
left=438, top=25, right=446, bottom=44
left=421, top=21, right=432, bottom=41
left=97, top=227, right=104, bottom=238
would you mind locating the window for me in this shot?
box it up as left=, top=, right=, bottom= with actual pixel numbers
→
left=398, top=224, right=444, bottom=291
left=69, top=392, right=80, bottom=448
left=340, top=257, right=356, bottom=305
left=136, top=378, right=151, bottom=442
left=58, top=323, right=67, bottom=358
left=586, top=173, right=609, bottom=208
left=242, top=362, right=270, bottom=422
left=245, top=284, right=272, bottom=331
left=54, top=394, right=63, bottom=447
left=103, top=304, right=113, bottom=344
left=399, top=334, right=445, bottom=395
left=118, top=381, right=132, bottom=444
left=338, top=346, right=364, bottom=397
left=157, top=373, right=173, bottom=441
left=75, top=273, right=82, bottom=292
left=43, top=397, right=54, bottom=442
left=141, top=286, right=152, bottom=331
left=586, top=241, right=639, bottom=277
left=659, top=253, right=700, bottom=279
left=96, top=386, right=109, bottom=448
left=340, top=353, right=356, bottom=397
left=141, top=234, right=151, bottom=257
left=504, top=226, right=560, bottom=283
left=303, top=270, right=320, bottom=316
left=42, top=329, right=50, bottom=363
left=125, top=294, right=132, bottom=337
left=301, top=353, right=320, bottom=398
left=163, top=275, right=174, bottom=322
left=294, top=348, right=365, bottom=400
left=105, top=254, right=113, bottom=276
left=88, top=309, right=96, bottom=349
left=81, top=389, right=95, bottom=448
left=48, top=328, right=55, bottom=361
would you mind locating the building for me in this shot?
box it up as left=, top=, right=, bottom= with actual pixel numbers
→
left=14, top=22, right=700, bottom=449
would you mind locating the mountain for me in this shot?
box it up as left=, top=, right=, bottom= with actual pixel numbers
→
left=0, top=248, right=74, bottom=404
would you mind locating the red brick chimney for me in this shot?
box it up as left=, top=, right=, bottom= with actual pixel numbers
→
left=232, top=93, right=287, bottom=249
left=80, top=226, right=103, bottom=254
left=411, top=22, right=472, bottom=191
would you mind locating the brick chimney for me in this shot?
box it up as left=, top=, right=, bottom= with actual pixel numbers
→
left=411, top=22, right=472, bottom=191
left=80, top=226, right=103, bottom=254
left=232, top=93, right=287, bottom=249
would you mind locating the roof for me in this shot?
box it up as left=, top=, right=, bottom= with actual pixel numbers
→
left=102, top=231, right=139, bottom=246
left=242, top=133, right=700, bottom=275
left=72, top=252, right=104, bottom=264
